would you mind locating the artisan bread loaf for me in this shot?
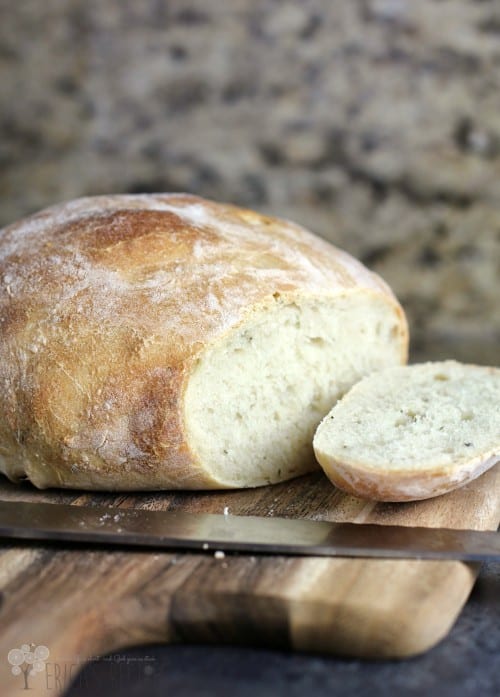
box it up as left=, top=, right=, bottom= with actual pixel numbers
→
left=0, top=194, right=407, bottom=490
left=313, top=361, right=500, bottom=502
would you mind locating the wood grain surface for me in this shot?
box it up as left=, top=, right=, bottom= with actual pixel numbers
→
left=0, top=465, right=499, bottom=697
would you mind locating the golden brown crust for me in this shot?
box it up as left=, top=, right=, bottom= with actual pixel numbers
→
left=0, top=194, right=408, bottom=490
left=319, top=452, right=500, bottom=502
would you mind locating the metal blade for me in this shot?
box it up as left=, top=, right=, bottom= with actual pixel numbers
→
left=0, top=500, right=498, bottom=562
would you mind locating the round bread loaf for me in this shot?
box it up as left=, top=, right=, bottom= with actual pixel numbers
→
left=0, top=194, right=408, bottom=490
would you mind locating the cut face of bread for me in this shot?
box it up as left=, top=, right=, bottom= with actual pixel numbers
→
left=185, top=292, right=405, bottom=488
left=313, top=361, right=500, bottom=502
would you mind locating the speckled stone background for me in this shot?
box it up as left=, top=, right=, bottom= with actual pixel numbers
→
left=0, top=0, right=499, bottom=362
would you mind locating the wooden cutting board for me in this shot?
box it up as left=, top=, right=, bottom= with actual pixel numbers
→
left=0, top=464, right=499, bottom=697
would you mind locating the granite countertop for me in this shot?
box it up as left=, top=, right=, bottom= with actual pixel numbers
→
left=1, top=0, right=499, bottom=364
left=65, top=562, right=499, bottom=697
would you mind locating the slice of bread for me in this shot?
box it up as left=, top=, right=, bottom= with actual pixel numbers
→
left=313, top=361, right=500, bottom=502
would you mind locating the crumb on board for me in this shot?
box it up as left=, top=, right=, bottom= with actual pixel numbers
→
left=214, top=550, right=225, bottom=559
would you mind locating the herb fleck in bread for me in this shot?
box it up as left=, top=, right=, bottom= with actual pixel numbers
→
left=0, top=194, right=408, bottom=490
left=313, top=361, right=500, bottom=502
